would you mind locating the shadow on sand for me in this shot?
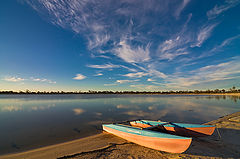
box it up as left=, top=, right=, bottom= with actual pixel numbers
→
left=184, top=127, right=240, bottom=158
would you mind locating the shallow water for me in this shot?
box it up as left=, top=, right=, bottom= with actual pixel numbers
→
left=0, top=94, right=239, bottom=154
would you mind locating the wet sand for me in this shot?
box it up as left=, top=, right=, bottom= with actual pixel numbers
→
left=0, top=111, right=240, bottom=159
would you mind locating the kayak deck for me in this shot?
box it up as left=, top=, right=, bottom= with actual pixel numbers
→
left=103, top=124, right=192, bottom=153
left=130, top=120, right=215, bottom=137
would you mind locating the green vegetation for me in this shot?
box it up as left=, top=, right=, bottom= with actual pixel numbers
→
left=0, top=87, right=240, bottom=94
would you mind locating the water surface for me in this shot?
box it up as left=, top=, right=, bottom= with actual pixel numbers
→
left=0, top=94, right=239, bottom=154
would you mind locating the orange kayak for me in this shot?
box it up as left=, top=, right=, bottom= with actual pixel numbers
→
left=130, top=120, right=215, bottom=137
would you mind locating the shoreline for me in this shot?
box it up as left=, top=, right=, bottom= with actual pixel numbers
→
left=0, top=93, right=240, bottom=96
left=1, top=111, right=240, bottom=159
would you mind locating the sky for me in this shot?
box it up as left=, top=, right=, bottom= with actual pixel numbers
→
left=0, top=0, right=240, bottom=92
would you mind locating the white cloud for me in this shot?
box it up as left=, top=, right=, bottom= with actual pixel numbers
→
left=31, top=77, right=56, bottom=84
left=147, top=78, right=155, bottom=82
left=114, top=40, right=151, bottom=63
left=116, top=79, right=139, bottom=84
left=73, top=74, right=86, bottom=80
left=207, top=0, right=240, bottom=20
left=158, top=35, right=190, bottom=60
left=95, top=73, right=103, bottom=76
left=87, top=63, right=120, bottom=69
left=191, top=23, right=218, bottom=47
left=104, top=79, right=139, bottom=86
left=32, top=78, right=44, bottom=82
left=87, top=63, right=138, bottom=73
left=3, top=76, right=56, bottom=84
left=3, top=76, right=25, bottom=82
left=123, top=72, right=148, bottom=78
left=104, top=83, right=117, bottom=86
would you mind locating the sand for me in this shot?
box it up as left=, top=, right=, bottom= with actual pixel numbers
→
left=1, top=111, right=240, bottom=159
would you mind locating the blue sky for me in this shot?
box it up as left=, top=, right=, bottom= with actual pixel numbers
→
left=0, top=0, right=240, bottom=91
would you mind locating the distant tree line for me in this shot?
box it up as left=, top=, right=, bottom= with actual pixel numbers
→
left=0, top=86, right=240, bottom=94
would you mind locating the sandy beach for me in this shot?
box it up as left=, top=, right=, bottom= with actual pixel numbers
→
left=0, top=110, right=239, bottom=159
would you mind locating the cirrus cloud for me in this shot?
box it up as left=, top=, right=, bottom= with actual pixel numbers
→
left=87, top=63, right=120, bottom=69
left=114, top=40, right=151, bottom=63
left=207, top=0, right=240, bottom=20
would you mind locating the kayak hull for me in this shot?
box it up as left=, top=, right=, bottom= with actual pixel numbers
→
left=103, top=124, right=191, bottom=153
left=130, top=121, right=215, bottom=137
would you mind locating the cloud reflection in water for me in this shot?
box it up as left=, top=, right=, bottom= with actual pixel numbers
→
left=72, top=108, right=85, bottom=115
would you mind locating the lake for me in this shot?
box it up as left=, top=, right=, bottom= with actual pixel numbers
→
left=0, top=94, right=239, bottom=155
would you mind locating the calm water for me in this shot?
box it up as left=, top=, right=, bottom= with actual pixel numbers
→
left=0, top=94, right=239, bottom=154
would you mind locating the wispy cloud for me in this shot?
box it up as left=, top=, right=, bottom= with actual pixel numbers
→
left=88, top=34, right=110, bottom=49
left=73, top=74, right=86, bottom=80
left=87, top=63, right=120, bottom=69
left=207, top=0, right=240, bottom=20
left=157, top=14, right=192, bottom=60
left=104, top=79, right=139, bottom=86
left=128, top=57, right=240, bottom=90
left=175, top=0, right=191, bottom=18
left=165, top=56, right=240, bottom=88
left=120, top=65, right=138, bottom=72
left=114, top=40, right=150, bottom=63
left=198, top=34, right=240, bottom=58
left=210, top=34, right=240, bottom=52
left=158, top=37, right=189, bottom=60
left=123, top=72, right=148, bottom=78
left=26, top=0, right=177, bottom=64
left=3, top=76, right=25, bottom=82
left=147, top=63, right=168, bottom=79
left=26, top=1, right=210, bottom=64
left=25, top=0, right=239, bottom=90
left=31, top=77, right=56, bottom=84
left=116, top=79, right=139, bottom=84
left=87, top=62, right=139, bottom=73
left=191, top=23, right=218, bottom=47
left=3, top=76, right=56, bottom=84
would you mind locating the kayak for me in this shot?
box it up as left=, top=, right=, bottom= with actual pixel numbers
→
left=130, top=120, right=215, bottom=137
left=102, top=124, right=192, bottom=153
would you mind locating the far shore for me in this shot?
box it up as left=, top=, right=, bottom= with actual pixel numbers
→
left=1, top=110, right=240, bottom=159
left=0, top=92, right=240, bottom=97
